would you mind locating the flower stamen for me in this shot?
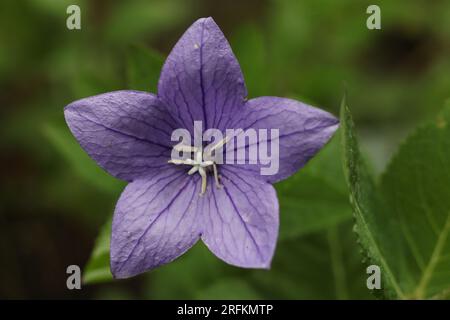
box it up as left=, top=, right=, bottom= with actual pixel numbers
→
left=168, top=136, right=230, bottom=195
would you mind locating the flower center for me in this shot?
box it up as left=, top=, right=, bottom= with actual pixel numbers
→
left=168, top=136, right=230, bottom=195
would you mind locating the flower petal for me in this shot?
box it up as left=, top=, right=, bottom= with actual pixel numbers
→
left=201, top=167, right=279, bottom=268
left=110, top=167, right=202, bottom=278
left=227, top=97, right=339, bottom=183
left=64, top=90, right=178, bottom=181
left=158, top=17, right=247, bottom=132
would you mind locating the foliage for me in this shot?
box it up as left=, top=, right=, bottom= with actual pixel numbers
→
left=342, top=99, right=450, bottom=299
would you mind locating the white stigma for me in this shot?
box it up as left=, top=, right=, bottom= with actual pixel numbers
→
left=168, top=136, right=230, bottom=195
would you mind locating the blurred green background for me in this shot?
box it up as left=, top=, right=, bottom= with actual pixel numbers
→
left=0, top=0, right=449, bottom=299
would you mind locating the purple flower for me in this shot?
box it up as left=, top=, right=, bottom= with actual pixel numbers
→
left=64, top=17, right=338, bottom=279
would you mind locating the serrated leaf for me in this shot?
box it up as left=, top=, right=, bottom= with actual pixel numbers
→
left=341, top=98, right=408, bottom=299
left=43, top=123, right=124, bottom=194
left=380, top=104, right=450, bottom=299
left=83, top=217, right=113, bottom=284
left=341, top=98, right=450, bottom=299
left=126, top=45, right=164, bottom=92
left=276, top=133, right=352, bottom=240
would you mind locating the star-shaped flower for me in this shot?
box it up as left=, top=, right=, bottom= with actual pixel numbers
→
left=64, top=17, right=338, bottom=279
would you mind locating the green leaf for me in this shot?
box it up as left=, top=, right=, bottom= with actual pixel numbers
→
left=83, top=217, right=113, bottom=284
left=43, top=123, right=125, bottom=194
left=341, top=98, right=450, bottom=299
left=380, top=104, right=450, bottom=299
left=126, top=45, right=164, bottom=92
left=341, top=98, right=408, bottom=299
left=276, top=133, right=352, bottom=240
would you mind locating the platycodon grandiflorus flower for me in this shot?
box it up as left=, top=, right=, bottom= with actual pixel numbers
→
left=64, top=17, right=339, bottom=278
